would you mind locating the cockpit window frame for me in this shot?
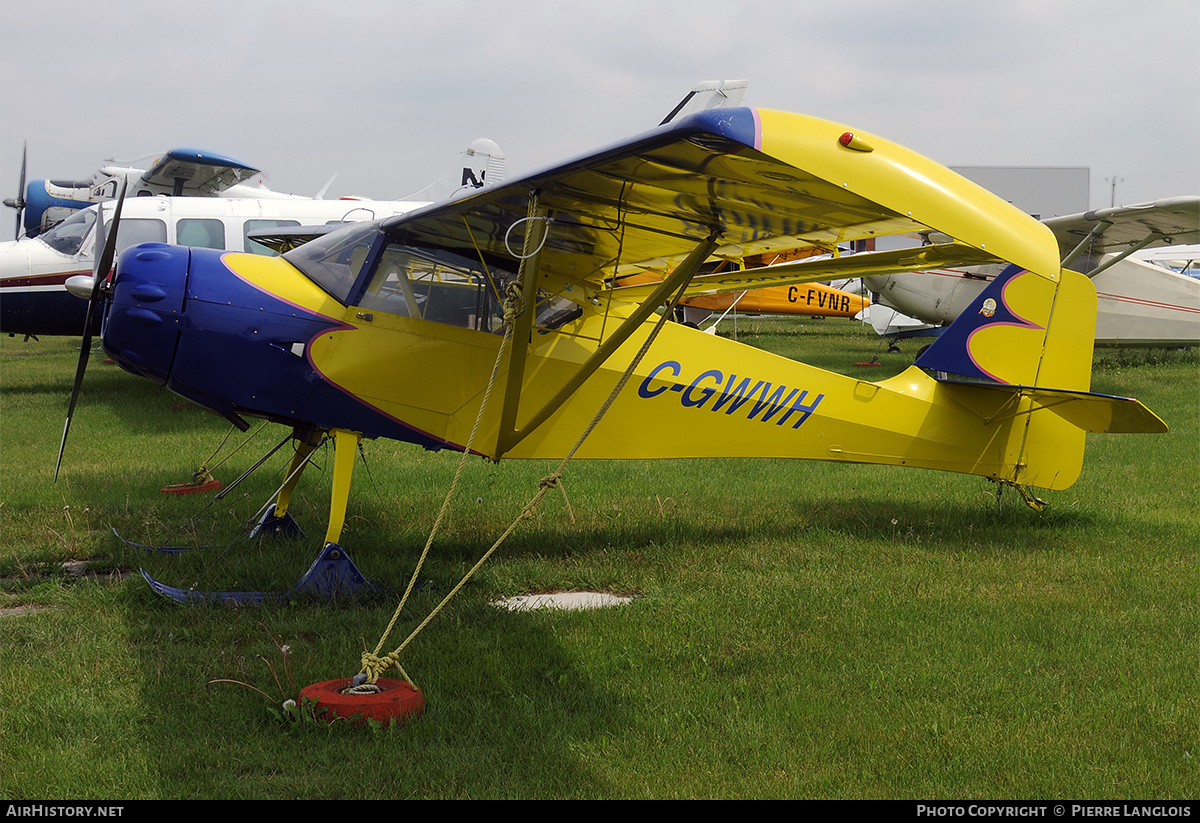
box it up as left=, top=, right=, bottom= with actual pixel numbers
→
left=40, top=209, right=96, bottom=256
left=354, top=241, right=506, bottom=332
left=39, top=209, right=168, bottom=257
left=282, top=221, right=385, bottom=305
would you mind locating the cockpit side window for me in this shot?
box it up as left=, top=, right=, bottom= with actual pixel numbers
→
left=40, top=209, right=96, bottom=255
left=359, top=241, right=583, bottom=334
left=360, top=244, right=503, bottom=331
left=91, top=178, right=119, bottom=200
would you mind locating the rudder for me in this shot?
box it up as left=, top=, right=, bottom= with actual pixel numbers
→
left=914, top=264, right=1095, bottom=390
left=914, top=264, right=1098, bottom=490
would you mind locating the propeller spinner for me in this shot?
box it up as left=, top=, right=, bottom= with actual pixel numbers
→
left=54, top=180, right=128, bottom=482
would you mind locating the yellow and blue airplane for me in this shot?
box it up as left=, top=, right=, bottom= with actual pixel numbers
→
left=63, top=107, right=1167, bottom=601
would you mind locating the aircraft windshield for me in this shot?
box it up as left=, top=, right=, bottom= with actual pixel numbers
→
left=40, top=209, right=96, bottom=255
left=38, top=209, right=167, bottom=257
left=284, top=222, right=378, bottom=303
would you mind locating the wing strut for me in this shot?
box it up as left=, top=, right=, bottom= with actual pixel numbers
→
left=496, top=219, right=722, bottom=458
left=1059, top=220, right=1112, bottom=269
left=496, top=194, right=552, bottom=454
left=1079, top=232, right=1166, bottom=278
left=1060, top=219, right=1167, bottom=277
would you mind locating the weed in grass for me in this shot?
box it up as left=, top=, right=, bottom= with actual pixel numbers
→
left=205, top=634, right=373, bottom=734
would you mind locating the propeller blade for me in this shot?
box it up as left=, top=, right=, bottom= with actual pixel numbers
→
left=54, top=181, right=128, bottom=482
left=18, top=142, right=26, bottom=236
left=7, top=142, right=26, bottom=240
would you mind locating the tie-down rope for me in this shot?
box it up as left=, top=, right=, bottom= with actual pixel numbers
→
left=359, top=274, right=695, bottom=688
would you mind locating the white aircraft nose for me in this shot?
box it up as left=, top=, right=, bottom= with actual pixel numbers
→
left=65, top=274, right=95, bottom=299
left=0, top=236, right=33, bottom=279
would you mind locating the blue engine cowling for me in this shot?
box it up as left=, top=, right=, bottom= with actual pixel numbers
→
left=102, top=243, right=440, bottom=446
left=103, top=243, right=188, bottom=385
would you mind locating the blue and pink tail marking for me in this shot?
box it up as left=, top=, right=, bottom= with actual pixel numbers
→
left=913, top=264, right=1042, bottom=384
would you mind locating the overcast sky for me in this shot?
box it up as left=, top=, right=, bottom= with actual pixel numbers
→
left=1, top=0, right=1196, bottom=218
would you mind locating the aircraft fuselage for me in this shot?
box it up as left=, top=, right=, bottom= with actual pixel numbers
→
left=101, top=222, right=1093, bottom=491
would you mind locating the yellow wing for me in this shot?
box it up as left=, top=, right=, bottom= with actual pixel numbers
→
left=382, top=108, right=1061, bottom=307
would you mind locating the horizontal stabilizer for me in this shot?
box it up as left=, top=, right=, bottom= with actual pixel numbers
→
left=939, top=379, right=1168, bottom=433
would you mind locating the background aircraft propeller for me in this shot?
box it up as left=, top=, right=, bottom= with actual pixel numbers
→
left=3, top=142, right=27, bottom=239
left=54, top=181, right=128, bottom=482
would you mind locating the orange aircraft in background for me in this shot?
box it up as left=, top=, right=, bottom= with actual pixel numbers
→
left=618, top=247, right=869, bottom=326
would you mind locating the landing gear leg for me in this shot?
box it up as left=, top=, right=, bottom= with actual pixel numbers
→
left=250, top=426, right=323, bottom=539
left=323, top=428, right=360, bottom=547
left=144, top=426, right=382, bottom=605
left=289, top=427, right=378, bottom=601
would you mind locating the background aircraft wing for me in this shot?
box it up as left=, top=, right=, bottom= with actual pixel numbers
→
left=140, top=148, right=261, bottom=195
left=610, top=243, right=1002, bottom=302
left=246, top=224, right=344, bottom=253
left=381, top=107, right=1060, bottom=304
left=1043, top=196, right=1200, bottom=257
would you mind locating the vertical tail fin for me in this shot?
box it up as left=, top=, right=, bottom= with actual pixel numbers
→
left=913, top=263, right=1164, bottom=490
left=401, top=139, right=506, bottom=202
left=913, top=264, right=1095, bottom=390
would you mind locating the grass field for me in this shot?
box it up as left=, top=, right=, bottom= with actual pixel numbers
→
left=1, top=317, right=1195, bottom=799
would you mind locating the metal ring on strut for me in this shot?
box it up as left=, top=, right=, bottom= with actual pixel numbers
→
left=504, top=216, right=553, bottom=259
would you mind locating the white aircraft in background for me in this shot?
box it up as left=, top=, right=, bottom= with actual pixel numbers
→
left=864, top=197, right=1200, bottom=347
left=2, top=146, right=297, bottom=240
left=0, top=140, right=506, bottom=337
left=1135, top=243, right=1198, bottom=277
left=2, top=140, right=507, bottom=240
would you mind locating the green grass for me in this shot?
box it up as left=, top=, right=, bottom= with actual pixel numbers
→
left=1, top=319, right=1196, bottom=799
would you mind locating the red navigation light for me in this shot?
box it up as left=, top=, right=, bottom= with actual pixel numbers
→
left=837, top=132, right=874, bottom=153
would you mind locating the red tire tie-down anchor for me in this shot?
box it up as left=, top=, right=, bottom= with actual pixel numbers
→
left=299, top=676, right=424, bottom=727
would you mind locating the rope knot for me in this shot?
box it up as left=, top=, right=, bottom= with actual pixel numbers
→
left=359, top=650, right=402, bottom=685
left=502, top=281, right=525, bottom=325
left=514, top=472, right=563, bottom=522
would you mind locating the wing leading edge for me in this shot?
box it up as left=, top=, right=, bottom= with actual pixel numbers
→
left=1044, top=196, right=1200, bottom=259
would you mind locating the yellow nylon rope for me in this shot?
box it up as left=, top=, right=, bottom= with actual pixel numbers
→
left=360, top=282, right=522, bottom=687
left=359, top=275, right=693, bottom=687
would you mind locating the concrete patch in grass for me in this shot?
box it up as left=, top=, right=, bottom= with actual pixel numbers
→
left=493, top=591, right=634, bottom=612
